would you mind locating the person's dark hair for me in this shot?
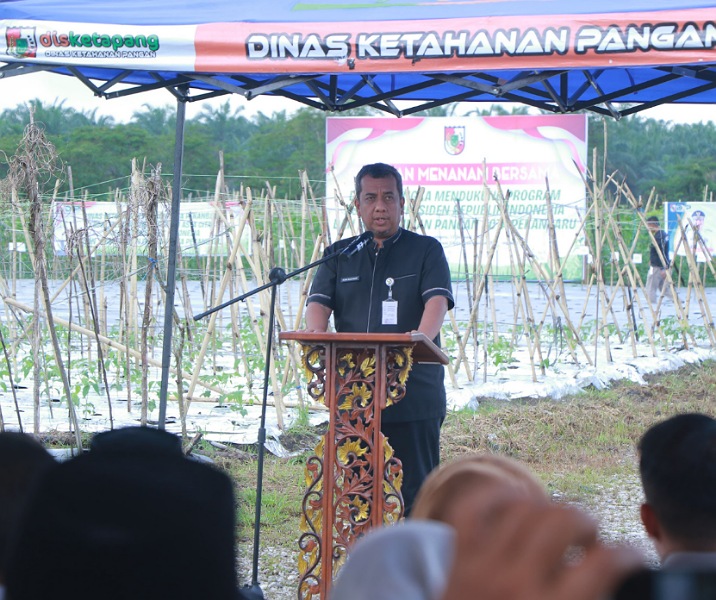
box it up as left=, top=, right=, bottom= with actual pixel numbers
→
left=354, top=163, right=403, bottom=200
left=693, top=210, right=706, bottom=217
left=0, top=433, right=54, bottom=580
left=638, top=413, right=716, bottom=546
left=5, top=427, right=241, bottom=599
left=646, top=216, right=659, bottom=225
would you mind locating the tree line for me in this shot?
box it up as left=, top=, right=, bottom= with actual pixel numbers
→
left=1, top=99, right=715, bottom=204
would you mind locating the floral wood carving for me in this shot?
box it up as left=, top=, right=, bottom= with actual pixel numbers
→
left=297, top=342, right=413, bottom=599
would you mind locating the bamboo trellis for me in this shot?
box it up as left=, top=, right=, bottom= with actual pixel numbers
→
left=2, top=150, right=716, bottom=441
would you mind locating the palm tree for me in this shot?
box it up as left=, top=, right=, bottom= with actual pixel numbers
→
left=130, top=104, right=176, bottom=136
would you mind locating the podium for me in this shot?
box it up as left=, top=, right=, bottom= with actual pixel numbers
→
left=279, top=331, right=448, bottom=599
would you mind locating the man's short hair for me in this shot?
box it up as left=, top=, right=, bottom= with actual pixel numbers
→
left=692, top=210, right=706, bottom=218
left=646, top=216, right=660, bottom=225
left=355, top=163, right=403, bottom=200
left=639, top=413, right=716, bottom=545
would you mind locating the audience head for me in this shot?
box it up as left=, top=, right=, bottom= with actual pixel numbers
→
left=5, top=426, right=240, bottom=600
left=0, top=432, right=54, bottom=582
left=411, top=453, right=548, bottom=528
left=638, top=413, right=716, bottom=558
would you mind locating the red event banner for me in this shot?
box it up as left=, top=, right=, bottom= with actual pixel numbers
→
left=195, top=7, right=716, bottom=73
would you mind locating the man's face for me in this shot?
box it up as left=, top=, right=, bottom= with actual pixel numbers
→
left=693, top=214, right=705, bottom=230
left=355, top=174, right=404, bottom=244
left=647, top=222, right=659, bottom=232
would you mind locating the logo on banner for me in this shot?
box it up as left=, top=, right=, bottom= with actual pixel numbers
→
left=5, top=27, right=37, bottom=58
left=444, top=126, right=465, bottom=155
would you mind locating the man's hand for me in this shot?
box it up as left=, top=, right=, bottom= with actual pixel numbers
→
left=303, top=302, right=332, bottom=333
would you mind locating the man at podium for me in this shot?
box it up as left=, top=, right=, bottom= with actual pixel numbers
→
left=305, top=162, right=454, bottom=514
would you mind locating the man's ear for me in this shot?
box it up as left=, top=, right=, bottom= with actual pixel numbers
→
left=640, top=503, right=662, bottom=541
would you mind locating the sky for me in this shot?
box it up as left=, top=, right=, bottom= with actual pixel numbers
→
left=3, top=70, right=716, bottom=125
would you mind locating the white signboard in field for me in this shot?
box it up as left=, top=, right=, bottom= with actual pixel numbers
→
left=326, top=115, right=587, bottom=280
left=51, top=201, right=245, bottom=257
left=665, top=201, right=716, bottom=262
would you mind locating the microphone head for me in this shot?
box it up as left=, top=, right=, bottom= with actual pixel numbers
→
left=339, top=230, right=375, bottom=260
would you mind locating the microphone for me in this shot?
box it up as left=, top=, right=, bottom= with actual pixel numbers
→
left=339, top=231, right=374, bottom=259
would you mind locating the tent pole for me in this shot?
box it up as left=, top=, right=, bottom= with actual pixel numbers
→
left=158, top=91, right=187, bottom=429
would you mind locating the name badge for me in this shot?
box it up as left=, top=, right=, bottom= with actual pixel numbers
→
left=382, top=299, right=398, bottom=325
left=340, top=276, right=360, bottom=283
left=382, top=277, right=398, bottom=325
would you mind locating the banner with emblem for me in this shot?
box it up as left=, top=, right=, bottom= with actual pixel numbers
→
left=326, top=115, right=587, bottom=281
left=665, top=201, right=716, bottom=262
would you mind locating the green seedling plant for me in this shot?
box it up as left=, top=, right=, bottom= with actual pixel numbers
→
left=487, top=334, right=516, bottom=372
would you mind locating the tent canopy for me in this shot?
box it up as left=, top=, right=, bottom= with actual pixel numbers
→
left=3, top=1, right=716, bottom=118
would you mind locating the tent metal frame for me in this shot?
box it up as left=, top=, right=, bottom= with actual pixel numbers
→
left=5, top=60, right=716, bottom=119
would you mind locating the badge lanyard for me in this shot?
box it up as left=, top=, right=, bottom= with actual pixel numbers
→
left=382, top=277, right=398, bottom=325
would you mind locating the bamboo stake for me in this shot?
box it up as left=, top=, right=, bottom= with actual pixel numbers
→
left=677, top=218, right=716, bottom=346
left=492, top=182, right=590, bottom=365
left=9, top=119, right=82, bottom=451
left=185, top=191, right=254, bottom=409
left=0, top=324, right=23, bottom=432
left=71, top=227, right=114, bottom=429
left=506, top=215, right=540, bottom=380
left=140, top=164, right=160, bottom=426
left=452, top=198, right=505, bottom=378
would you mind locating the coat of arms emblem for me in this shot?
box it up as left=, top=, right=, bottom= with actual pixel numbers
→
left=5, top=27, right=37, bottom=59
left=444, top=126, right=465, bottom=155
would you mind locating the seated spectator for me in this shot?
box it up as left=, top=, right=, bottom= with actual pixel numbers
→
left=411, top=453, right=548, bottom=525
left=4, top=426, right=243, bottom=600
left=0, top=433, right=54, bottom=598
left=331, top=453, right=640, bottom=600
left=331, top=454, right=544, bottom=600
left=639, top=413, right=716, bottom=570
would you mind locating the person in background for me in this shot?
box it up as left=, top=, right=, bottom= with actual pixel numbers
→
left=645, top=215, right=669, bottom=305
left=638, top=413, right=716, bottom=570
left=305, top=162, right=454, bottom=515
left=0, top=433, right=54, bottom=600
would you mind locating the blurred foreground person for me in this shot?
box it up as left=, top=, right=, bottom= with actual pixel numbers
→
left=332, top=453, right=640, bottom=600
left=411, top=453, right=548, bottom=525
left=5, top=426, right=243, bottom=600
left=331, top=454, right=636, bottom=600
left=639, top=413, right=716, bottom=569
left=0, top=433, right=54, bottom=598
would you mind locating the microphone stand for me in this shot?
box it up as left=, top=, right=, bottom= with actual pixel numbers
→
left=193, top=247, right=354, bottom=599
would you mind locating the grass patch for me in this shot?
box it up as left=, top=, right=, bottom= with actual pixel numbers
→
left=441, top=361, right=716, bottom=500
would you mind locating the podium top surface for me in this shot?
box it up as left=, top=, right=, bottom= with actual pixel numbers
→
left=279, top=331, right=449, bottom=365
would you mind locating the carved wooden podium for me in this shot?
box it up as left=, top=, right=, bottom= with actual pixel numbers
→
left=279, top=331, right=448, bottom=600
